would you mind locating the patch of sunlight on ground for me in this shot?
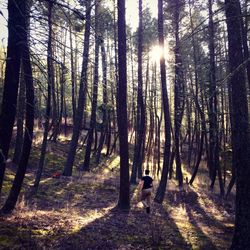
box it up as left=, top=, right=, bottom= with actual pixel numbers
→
left=108, top=156, right=120, bottom=169
left=166, top=204, right=207, bottom=249
left=197, top=192, right=232, bottom=223
left=39, top=177, right=53, bottom=185
left=58, top=134, right=71, bottom=141
left=5, top=172, right=15, bottom=180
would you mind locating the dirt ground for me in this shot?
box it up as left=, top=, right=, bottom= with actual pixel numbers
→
left=0, top=141, right=234, bottom=249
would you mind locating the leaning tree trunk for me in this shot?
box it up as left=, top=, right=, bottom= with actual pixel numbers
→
left=130, top=0, right=145, bottom=184
left=117, top=0, right=130, bottom=210
left=33, top=0, right=53, bottom=192
left=63, top=1, right=92, bottom=176
left=225, top=0, right=250, bottom=248
left=1, top=0, right=34, bottom=214
left=81, top=0, right=100, bottom=171
left=154, top=0, right=172, bottom=204
left=208, top=0, right=224, bottom=195
left=0, top=0, right=25, bottom=195
left=173, top=0, right=184, bottom=188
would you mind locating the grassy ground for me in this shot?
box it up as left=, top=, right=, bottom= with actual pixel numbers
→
left=0, top=139, right=234, bottom=249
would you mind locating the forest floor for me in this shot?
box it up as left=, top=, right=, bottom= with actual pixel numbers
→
left=0, top=138, right=235, bottom=249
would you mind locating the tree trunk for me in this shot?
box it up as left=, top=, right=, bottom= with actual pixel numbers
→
left=117, top=0, right=130, bottom=210
left=1, top=0, right=34, bottom=213
left=208, top=0, right=224, bottom=196
left=154, top=0, right=171, bottom=204
left=130, top=0, right=145, bottom=184
left=95, top=40, right=108, bottom=164
left=0, top=0, right=25, bottom=194
left=173, top=0, right=184, bottom=188
left=63, top=1, right=92, bottom=176
left=69, top=25, right=76, bottom=123
left=225, top=0, right=250, bottom=248
left=13, top=63, right=26, bottom=165
left=81, top=0, right=100, bottom=171
left=33, top=0, right=53, bottom=192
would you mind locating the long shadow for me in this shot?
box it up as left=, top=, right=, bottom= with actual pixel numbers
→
left=152, top=203, right=192, bottom=249
left=164, top=189, right=233, bottom=249
left=57, top=204, right=191, bottom=250
left=166, top=190, right=231, bottom=231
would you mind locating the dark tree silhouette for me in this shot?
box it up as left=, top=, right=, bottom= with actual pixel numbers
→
left=33, top=0, right=53, bottom=192
left=0, top=0, right=26, bottom=194
left=81, top=0, right=100, bottom=171
left=154, top=0, right=172, bottom=203
left=1, top=0, right=34, bottom=214
left=225, top=0, right=250, bottom=248
left=131, top=0, right=145, bottom=184
left=117, top=0, right=130, bottom=210
left=63, top=0, right=92, bottom=176
left=208, top=0, right=224, bottom=196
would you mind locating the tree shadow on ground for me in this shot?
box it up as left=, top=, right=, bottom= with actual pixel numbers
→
left=56, top=203, right=191, bottom=250
left=164, top=189, right=234, bottom=249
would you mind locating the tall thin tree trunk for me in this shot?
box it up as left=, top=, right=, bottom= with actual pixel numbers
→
left=130, top=0, right=145, bottom=184
left=117, top=0, right=130, bottom=210
left=0, top=0, right=25, bottom=194
left=1, top=0, right=34, bottom=213
left=63, top=1, right=92, bottom=176
left=81, top=0, right=100, bottom=171
left=95, top=40, right=108, bottom=164
left=13, top=63, right=26, bottom=165
left=225, top=0, right=250, bottom=248
left=33, top=0, right=53, bottom=192
left=173, top=0, right=184, bottom=188
left=208, top=0, right=224, bottom=195
left=69, top=25, right=76, bottom=123
left=154, top=0, right=171, bottom=204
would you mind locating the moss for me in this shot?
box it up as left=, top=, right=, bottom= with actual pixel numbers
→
left=32, top=229, right=49, bottom=236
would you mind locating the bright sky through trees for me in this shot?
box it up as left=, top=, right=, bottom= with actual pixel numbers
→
left=126, top=0, right=157, bottom=31
left=0, top=1, right=7, bottom=44
left=0, top=0, right=158, bottom=43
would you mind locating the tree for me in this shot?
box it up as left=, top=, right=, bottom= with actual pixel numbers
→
left=1, top=0, right=34, bottom=213
left=224, top=0, right=250, bottom=248
left=63, top=0, right=92, bottom=176
left=117, top=0, right=130, bottom=210
left=12, top=64, right=26, bottom=165
left=130, top=0, right=145, bottom=184
left=154, top=0, right=172, bottom=203
left=33, top=0, right=53, bottom=192
left=81, top=0, right=100, bottom=171
left=0, top=0, right=26, bottom=194
left=208, top=0, right=224, bottom=196
left=171, top=0, right=185, bottom=187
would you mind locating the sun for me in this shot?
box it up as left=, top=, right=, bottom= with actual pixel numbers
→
left=149, top=45, right=164, bottom=62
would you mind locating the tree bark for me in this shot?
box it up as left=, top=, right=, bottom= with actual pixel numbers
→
left=117, top=0, right=130, bottom=210
left=130, top=0, right=145, bottom=184
left=95, top=40, right=108, bottom=164
left=154, top=0, right=171, bottom=204
left=33, top=0, right=53, bottom=192
left=225, top=0, right=250, bottom=248
left=173, top=0, right=184, bottom=187
left=81, top=0, right=100, bottom=171
left=1, top=0, right=34, bottom=213
left=63, top=1, right=92, bottom=176
left=13, top=63, right=26, bottom=165
left=208, top=0, right=224, bottom=196
left=0, top=0, right=25, bottom=194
